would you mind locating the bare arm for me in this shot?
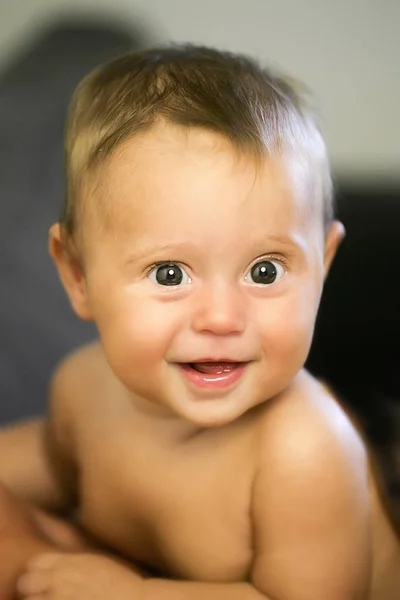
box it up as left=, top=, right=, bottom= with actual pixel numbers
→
left=0, top=351, right=81, bottom=512
left=0, top=418, right=67, bottom=510
left=142, top=580, right=265, bottom=599
left=0, top=350, right=88, bottom=596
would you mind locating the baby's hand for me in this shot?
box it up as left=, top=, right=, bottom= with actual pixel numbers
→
left=17, top=551, right=146, bottom=599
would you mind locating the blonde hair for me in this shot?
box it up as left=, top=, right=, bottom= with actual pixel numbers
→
left=62, top=43, right=334, bottom=239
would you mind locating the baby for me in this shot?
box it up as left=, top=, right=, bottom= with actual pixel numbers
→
left=0, top=44, right=399, bottom=600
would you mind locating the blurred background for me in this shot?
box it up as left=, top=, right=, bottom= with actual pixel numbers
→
left=0, top=0, right=399, bottom=483
left=1, top=0, right=399, bottom=177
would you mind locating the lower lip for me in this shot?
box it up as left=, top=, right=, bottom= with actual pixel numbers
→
left=177, top=363, right=247, bottom=390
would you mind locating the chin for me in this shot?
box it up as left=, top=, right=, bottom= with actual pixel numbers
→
left=173, top=398, right=251, bottom=428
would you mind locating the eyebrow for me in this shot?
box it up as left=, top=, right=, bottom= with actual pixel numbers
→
left=123, top=235, right=305, bottom=267
left=264, top=235, right=301, bottom=248
left=124, top=242, right=202, bottom=266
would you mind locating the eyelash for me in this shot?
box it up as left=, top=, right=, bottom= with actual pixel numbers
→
left=144, top=260, right=186, bottom=276
left=145, top=255, right=288, bottom=276
left=256, top=254, right=288, bottom=268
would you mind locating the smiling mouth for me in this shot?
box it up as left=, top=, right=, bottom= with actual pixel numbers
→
left=177, top=361, right=248, bottom=390
left=188, top=362, right=244, bottom=374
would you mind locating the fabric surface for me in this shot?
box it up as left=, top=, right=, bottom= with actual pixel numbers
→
left=0, top=19, right=142, bottom=424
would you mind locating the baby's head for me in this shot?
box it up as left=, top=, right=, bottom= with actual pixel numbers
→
left=51, top=44, right=344, bottom=427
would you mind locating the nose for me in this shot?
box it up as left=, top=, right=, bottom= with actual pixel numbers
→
left=191, top=282, right=246, bottom=336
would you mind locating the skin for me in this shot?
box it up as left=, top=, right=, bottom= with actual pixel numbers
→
left=1, top=122, right=399, bottom=600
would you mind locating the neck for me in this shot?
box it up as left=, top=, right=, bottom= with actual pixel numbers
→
left=125, top=388, right=205, bottom=445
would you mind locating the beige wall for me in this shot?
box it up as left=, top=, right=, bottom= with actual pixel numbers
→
left=0, top=0, right=399, bottom=179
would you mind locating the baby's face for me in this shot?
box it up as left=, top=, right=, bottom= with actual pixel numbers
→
left=70, top=123, right=340, bottom=427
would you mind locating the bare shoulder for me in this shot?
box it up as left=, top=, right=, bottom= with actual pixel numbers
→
left=52, top=341, right=110, bottom=389
left=255, top=369, right=368, bottom=474
left=250, top=371, right=372, bottom=599
left=50, top=341, right=117, bottom=412
left=47, top=341, right=118, bottom=466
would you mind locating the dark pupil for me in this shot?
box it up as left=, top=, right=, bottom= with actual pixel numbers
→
left=156, top=264, right=183, bottom=286
left=251, top=261, right=277, bottom=284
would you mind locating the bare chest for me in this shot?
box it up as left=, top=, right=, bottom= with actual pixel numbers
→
left=77, top=425, right=255, bottom=582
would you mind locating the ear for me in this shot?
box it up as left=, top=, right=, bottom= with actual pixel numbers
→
left=49, top=223, right=93, bottom=321
left=324, top=220, right=346, bottom=278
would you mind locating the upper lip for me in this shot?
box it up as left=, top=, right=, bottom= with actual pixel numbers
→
left=178, top=358, right=249, bottom=363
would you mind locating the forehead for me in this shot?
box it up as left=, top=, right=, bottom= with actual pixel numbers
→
left=88, top=123, right=319, bottom=242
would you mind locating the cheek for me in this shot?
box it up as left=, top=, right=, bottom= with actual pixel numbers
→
left=93, top=291, right=182, bottom=372
left=255, top=287, right=319, bottom=361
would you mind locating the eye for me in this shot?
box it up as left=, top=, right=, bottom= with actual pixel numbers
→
left=245, top=260, right=285, bottom=285
left=148, top=263, right=192, bottom=287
